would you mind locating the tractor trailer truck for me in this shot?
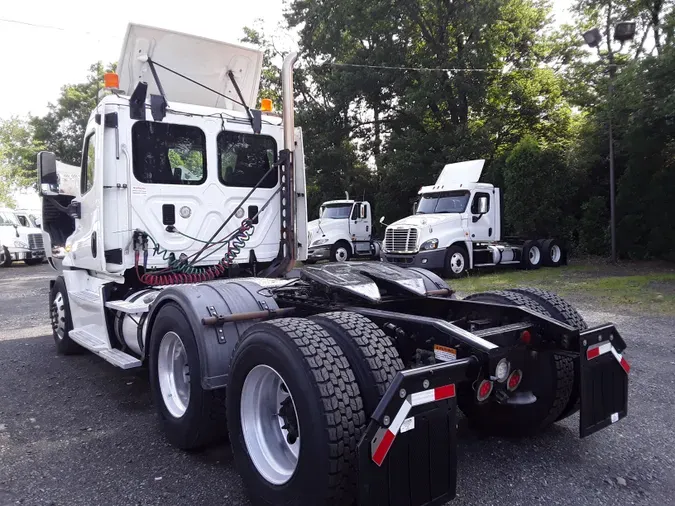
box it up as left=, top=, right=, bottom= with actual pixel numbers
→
left=38, top=23, right=629, bottom=506
left=382, top=159, right=565, bottom=277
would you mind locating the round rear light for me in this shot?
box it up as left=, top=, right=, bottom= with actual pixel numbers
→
left=507, top=369, right=523, bottom=391
left=476, top=379, right=493, bottom=402
left=495, top=358, right=510, bottom=382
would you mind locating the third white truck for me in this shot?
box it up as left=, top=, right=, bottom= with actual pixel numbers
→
left=381, top=160, right=565, bottom=277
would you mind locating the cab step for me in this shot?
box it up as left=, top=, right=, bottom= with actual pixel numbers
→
left=106, top=299, right=150, bottom=314
left=69, top=326, right=142, bottom=369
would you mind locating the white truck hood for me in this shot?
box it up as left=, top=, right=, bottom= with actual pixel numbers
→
left=0, top=225, right=41, bottom=242
left=308, top=219, right=347, bottom=243
left=389, top=213, right=462, bottom=229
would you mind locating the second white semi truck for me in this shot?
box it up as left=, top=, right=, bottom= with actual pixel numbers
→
left=381, top=160, right=566, bottom=277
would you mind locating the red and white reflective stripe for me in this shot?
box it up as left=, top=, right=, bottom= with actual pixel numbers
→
left=371, top=383, right=455, bottom=466
left=586, top=341, right=630, bottom=374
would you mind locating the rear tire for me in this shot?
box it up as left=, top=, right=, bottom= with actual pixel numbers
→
left=443, top=245, right=468, bottom=278
left=49, top=276, right=82, bottom=355
left=310, top=312, right=404, bottom=415
left=508, top=287, right=587, bottom=420
left=1, top=246, right=12, bottom=267
left=25, top=258, right=43, bottom=266
left=148, top=302, right=227, bottom=450
left=227, top=318, right=365, bottom=506
left=541, top=239, right=564, bottom=267
left=459, top=290, right=574, bottom=436
left=521, top=240, right=541, bottom=270
left=330, top=241, right=351, bottom=262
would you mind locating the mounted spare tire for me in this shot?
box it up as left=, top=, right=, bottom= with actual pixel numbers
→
left=458, top=290, right=574, bottom=436
left=227, top=318, right=365, bottom=506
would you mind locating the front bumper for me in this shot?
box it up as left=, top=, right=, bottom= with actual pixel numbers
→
left=9, top=248, right=45, bottom=261
left=382, top=248, right=446, bottom=270
left=307, top=246, right=331, bottom=261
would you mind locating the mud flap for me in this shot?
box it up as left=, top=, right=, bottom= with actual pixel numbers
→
left=579, top=324, right=629, bottom=438
left=356, top=358, right=475, bottom=506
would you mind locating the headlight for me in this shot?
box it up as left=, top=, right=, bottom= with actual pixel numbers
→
left=311, top=238, right=330, bottom=246
left=14, top=240, right=28, bottom=248
left=420, top=238, right=439, bottom=250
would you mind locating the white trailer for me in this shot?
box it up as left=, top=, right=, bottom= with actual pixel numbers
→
left=381, top=160, right=566, bottom=277
left=306, top=196, right=380, bottom=262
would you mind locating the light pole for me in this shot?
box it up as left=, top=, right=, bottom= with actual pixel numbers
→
left=583, top=21, right=636, bottom=263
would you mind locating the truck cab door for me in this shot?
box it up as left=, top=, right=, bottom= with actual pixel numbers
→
left=65, top=124, right=105, bottom=271
left=468, top=191, right=494, bottom=242
left=350, top=202, right=371, bottom=242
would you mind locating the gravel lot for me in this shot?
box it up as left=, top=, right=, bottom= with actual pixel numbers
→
left=1, top=263, right=674, bottom=506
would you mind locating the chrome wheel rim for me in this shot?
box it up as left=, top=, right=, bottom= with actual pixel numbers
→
left=241, top=364, right=300, bottom=485
left=550, top=245, right=561, bottom=263
left=157, top=331, right=191, bottom=418
left=335, top=247, right=349, bottom=262
left=450, top=252, right=465, bottom=274
left=529, top=246, right=541, bottom=265
left=51, top=292, right=66, bottom=340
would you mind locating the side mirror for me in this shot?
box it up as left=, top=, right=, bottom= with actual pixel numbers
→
left=477, top=196, right=489, bottom=214
left=359, top=204, right=366, bottom=219
left=379, top=216, right=386, bottom=224
left=412, top=200, right=419, bottom=214
left=37, top=151, right=58, bottom=196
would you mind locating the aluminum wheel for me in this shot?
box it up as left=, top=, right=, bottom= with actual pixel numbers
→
left=529, top=246, right=541, bottom=266
left=241, top=364, right=300, bottom=485
left=157, top=331, right=191, bottom=418
left=450, top=252, right=465, bottom=274
left=334, top=246, right=349, bottom=262
left=51, top=292, right=66, bottom=340
left=550, top=245, right=561, bottom=263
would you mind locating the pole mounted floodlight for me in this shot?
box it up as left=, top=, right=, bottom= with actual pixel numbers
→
left=614, top=22, right=636, bottom=42
left=583, top=28, right=603, bottom=48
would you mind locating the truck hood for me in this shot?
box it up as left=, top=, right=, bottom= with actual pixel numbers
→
left=0, top=225, right=42, bottom=242
left=388, top=213, right=462, bottom=230
left=308, top=219, right=347, bottom=243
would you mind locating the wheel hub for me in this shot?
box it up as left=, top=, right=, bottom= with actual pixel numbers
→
left=157, top=331, right=191, bottom=418
left=241, top=364, right=300, bottom=485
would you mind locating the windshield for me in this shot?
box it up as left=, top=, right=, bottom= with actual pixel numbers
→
left=416, top=191, right=470, bottom=214
left=0, top=211, right=19, bottom=226
left=321, top=204, right=352, bottom=219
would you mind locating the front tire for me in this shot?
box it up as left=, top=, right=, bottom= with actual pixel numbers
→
left=1, top=246, right=12, bottom=267
left=330, top=241, right=351, bottom=262
left=49, top=276, right=82, bottom=355
left=227, top=318, right=365, bottom=506
left=148, top=302, right=226, bottom=450
left=443, top=245, right=468, bottom=278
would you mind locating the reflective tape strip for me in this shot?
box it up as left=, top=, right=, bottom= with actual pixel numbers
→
left=372, top=384, right=455, bottom=466
left=610, top=346, right=631, bottom=374
left=586, top=342, right=612, bottom=360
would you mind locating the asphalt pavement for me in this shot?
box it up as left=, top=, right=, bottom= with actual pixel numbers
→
left=0, top=263, right=674, bottom=506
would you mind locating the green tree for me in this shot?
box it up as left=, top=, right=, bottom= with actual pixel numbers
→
left=0, top=117, right=45, bottom=189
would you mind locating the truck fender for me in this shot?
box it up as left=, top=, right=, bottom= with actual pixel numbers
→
left=144, top=280, right=279, bottom=390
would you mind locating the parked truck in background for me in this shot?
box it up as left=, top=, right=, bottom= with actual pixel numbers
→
left=0, top=207, right=46, bottom=266
left=381, top=159, right=565, bottom=277
left=306, top=195, right=380, bottom=263
left=36, top=23, right=629, bottom=506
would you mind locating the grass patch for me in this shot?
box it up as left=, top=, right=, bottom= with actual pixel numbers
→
left=449, top=263, right=675, bottom=315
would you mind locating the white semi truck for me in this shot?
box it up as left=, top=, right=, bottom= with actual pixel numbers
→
left=0, top=207, right=46, bottom=266
left=381, top=160, right=566, bottom=277
left=306, top=196, right=380, bottom=262
left=36, top=23, right=629, bottom=506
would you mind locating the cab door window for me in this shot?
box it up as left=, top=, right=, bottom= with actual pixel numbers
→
left=81, top=132, right=96, bottom=195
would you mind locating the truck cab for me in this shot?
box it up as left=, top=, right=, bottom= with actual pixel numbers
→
left=0, top=208, right=46, bottom=266
left=306, top=198, right=379, bottom=262
left=382, top=160, right=564, bottom=277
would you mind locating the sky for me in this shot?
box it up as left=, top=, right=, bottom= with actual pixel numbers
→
left=0, top=0, right=576, bottom=120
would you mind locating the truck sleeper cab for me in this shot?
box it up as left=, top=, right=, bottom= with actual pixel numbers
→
left=382, top=159, right=565, bottom=277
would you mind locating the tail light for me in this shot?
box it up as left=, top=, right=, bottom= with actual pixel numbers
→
left=507, top=369, right=523, bottom=391
left=476, top=379, right=493, bottom=402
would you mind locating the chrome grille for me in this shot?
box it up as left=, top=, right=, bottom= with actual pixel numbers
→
left=384, top=227, right=419, bottom=253
left=28, top=234, right=44, bottom=251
